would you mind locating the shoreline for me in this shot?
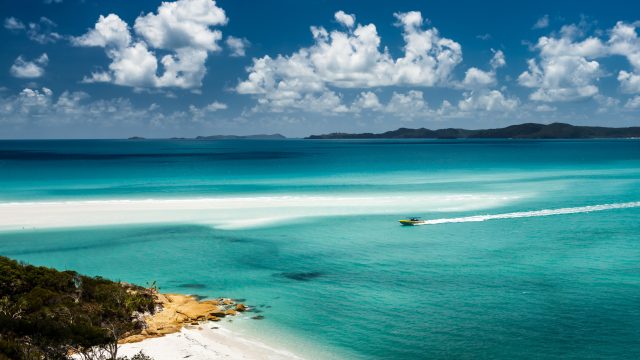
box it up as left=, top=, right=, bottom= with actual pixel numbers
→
left=118, top=321, right=305, bottom=360
left=119, top=292, right=307, bottom=360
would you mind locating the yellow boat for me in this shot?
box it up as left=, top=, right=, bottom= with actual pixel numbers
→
left=399, top=217, right=426, bottom=226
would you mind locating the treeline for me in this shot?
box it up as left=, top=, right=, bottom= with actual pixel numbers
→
left=0, top=256, right=154, bottom=360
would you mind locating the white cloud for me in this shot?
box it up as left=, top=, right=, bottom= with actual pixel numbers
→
left=518, top=25, right=606, bottom=102
left=109, top=42, right=159, bottom=87
left=533, top=15, right=549, bottom=29
left=461, top=50, right=505, bottom=89
left=237, top=10, right=465, bottom=112
left=189, top=100, right=227, bottom=121
left=384, top=90, right=428, bottom=116
left=206, top=101, right=227, bottom=111
left=535, top=104, right=556, bottom=112
left=624, top=95, right=640, bottom=109
left=5, top=16, right=62, bottom=43
left=4, top=17, right=25, bottom=30
left=73, top=0, right=228, bottom=90
left=72, top=14, right=131, bottom=48
left=0, top=87, right=156, bottom=130
left=520, top=20, right=640, bottom=100
left=334, top=11, right=355, bottom=28
left=594, top=94, right=621, bottom=113
left=81, top=72, right=113, bottom=84
left=133, top=0, right=227, bottom=51
left=462, top=68, right=495, bottom=88
left=458, top=90, right=518, bottom=112
left=226, top=36, right=250, bottom=57
left=609, top=21, right=640, bottom=93
left=351, top=91, right=382, bottom=111
left=0, top=87, right=53, bottom=121
left=10, top=53, right=49, bottom=78
left=617, top=70, right=640, bottom=93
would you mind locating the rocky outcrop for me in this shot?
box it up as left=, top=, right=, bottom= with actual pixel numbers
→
left=120, top=293, right=243, bottom=344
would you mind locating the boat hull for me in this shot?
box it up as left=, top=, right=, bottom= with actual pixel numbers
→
left=399, top=220, right=426, bottom=226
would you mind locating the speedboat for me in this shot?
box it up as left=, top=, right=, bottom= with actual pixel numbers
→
left=399, top=217, right=426, bottom=226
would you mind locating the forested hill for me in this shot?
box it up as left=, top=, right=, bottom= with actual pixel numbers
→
left=306, top=123, right=640, bottom=139
left=0, top=256, right=154, bottom=360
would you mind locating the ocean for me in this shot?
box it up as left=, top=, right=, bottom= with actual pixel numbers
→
left=1, top=138, right=639, bottom=359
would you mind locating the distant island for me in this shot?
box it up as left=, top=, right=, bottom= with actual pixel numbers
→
left=306, top=123, right=640, bottom=139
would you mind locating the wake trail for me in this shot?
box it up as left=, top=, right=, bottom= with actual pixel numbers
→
left=421, top=201, right=640, bottom=225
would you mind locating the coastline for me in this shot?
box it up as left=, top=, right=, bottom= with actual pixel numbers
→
left=118, top=322, right=305, bottom=360
left=120, top=292, right=307, bottom=360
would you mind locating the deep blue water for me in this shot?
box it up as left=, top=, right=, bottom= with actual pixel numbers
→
left=1, top=139, right=639, bottom=359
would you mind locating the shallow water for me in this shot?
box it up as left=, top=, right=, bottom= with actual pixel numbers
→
left=1, top=139, right=639, bottom=359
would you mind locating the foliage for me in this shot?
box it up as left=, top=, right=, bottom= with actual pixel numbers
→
left=0, top=256, right=155, bottom=360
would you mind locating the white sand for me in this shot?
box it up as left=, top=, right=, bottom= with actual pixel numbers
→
left=0, top=193, right=519, bottom=231
left=118, top=322, right=305, bottom=360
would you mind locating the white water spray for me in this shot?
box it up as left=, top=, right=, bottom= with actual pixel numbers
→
left=420, top=201, right=640, bottom=225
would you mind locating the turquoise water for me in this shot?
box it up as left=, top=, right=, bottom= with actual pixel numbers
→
left=1, top=139, right=640, bottom=359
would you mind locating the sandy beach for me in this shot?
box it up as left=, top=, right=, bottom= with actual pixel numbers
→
left=117, top=292, right=306, bottom=360
left=118, top=323, right=305, bottom=360
left=0, top=193, right=516, bottom=231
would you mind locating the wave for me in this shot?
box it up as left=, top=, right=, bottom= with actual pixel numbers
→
left=420, top=202, right=640, bottom=225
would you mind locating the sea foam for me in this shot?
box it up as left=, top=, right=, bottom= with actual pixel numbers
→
left=420, top=201, right=640, bottom=225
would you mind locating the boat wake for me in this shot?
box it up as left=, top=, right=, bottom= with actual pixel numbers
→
left=419, top=201, right=640, bottom=225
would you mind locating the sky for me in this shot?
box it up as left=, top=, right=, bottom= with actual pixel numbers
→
left=1, top=0, right=640, bottom=138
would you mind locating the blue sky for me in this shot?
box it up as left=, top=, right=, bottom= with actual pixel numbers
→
left=1, top=0, right=640, bottom=138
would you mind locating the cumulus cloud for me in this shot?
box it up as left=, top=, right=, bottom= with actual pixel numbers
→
left=334, top=11, right=355, bottom=28
left=461, top=50, right=505, bottom=89
left=5, top=16, right=63, bottom=44
left=188, top=101, right=228, bottom=121
left=206, top=101, right=227, bottom=111
left=534, top=104, right=556, bottom=112
left=133, top=0, right=227, bottom=50
left=609, top=21, right=640, bottom=93
left=518, top=24, right=606, bottom=102
left=617, top=70, right=640, bottom=93
left=10, top=53, right=49, bottom=78
left=624, top=95, right=640, bottom=109
left=533, top=15, right=550, bottom=29
left=0, top=87, right=160, bottom=132
left=520, top=20, right=640, bottom=101
left=72, top=14, right=131, bottom=48
left=4, top=17, right=25, bottom=30
left=384, top=90, right=428, bottom=116
left=351, top=91, right=382, bottom=111
left=458, top=90, right=518, bottom=112
left=226, top=36, right=250, bottom=57
left=73, top=0, right=229, bottom=90
left=237, top=10, right=465, bottom=112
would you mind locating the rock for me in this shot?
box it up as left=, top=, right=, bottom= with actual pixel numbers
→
left=119, top=334, right=148, bottom=344
left=235, top=303, right=247, bottom=312
left=225, top=309, right=237, bottom=316
left=175, top=303, right=221, bottom=319
left=207, top=315, right=221, bottom=322
left=209, top=309, right=227, bottom=317
left=251, top=315, right=265, bottom=320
